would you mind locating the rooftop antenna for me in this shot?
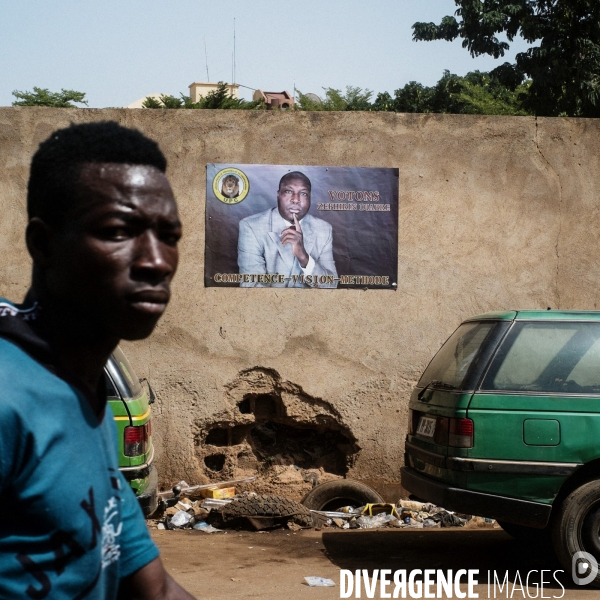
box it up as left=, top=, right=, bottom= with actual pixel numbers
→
left=204, top=38, right=210, bottom=81
left=233, top=18, right=236, bottom=85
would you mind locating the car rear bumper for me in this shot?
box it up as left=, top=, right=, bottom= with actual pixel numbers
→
left=138, top=464, right=158, bottom=517
left=122, top=463, right=159, bottom=517
left=401, top=466, right=552, bottom=528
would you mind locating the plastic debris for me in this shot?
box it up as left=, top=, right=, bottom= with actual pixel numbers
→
left=356, top=514, right=390, bottom=528
left=170, top=511, right=192, bottom=528
left=337, top=506, right=361, bottom=514
left=361, top=503, right=401, bottom=518
left=152, top=482, right=494, bottom=533
left=157, top=477, right=256, bottom=499
left=201, top=498, right=234, bottom=509
left=304, top=577, right=336, bottom=587
left=192, top=521, right=222, bottom=533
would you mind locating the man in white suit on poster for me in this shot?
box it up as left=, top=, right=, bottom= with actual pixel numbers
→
left=237, top=171, right=337, bottom=288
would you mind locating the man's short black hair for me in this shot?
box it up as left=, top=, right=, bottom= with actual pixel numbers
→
left=278, top=171, right=311, bottom=192
left=27, top=121, right=167, bottom=227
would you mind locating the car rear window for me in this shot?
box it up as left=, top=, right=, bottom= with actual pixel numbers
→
left=109, top=346, right=143, bottom=399
left=481, top=321, right=600, bottom=394
left=418, top=321, right=508, bottom=391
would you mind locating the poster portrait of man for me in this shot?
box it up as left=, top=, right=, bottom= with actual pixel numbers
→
left=205, top=164, right=398, bottom=290
left=237, top=171, right=337, bottom=288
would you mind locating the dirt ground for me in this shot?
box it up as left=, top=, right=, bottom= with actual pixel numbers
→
left=153, top=527, right=599, bottom=600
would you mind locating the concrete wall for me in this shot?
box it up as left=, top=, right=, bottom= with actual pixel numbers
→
left=1, top=107, right=600, bottom=501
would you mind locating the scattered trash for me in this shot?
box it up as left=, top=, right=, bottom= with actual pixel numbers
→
left=337, top=506, right=361, bottom=514
left=170, top=511, right=192, bottom=528
left=192, top=521, right=222, bottom=533
left=304, top=577, right=336, bottom=587
left=151, top=479, right=494, bottom=533
left=356, top=514, right=390, bottom=529
left=361, top=503, right=401, bottom=518
left=157, top=477, right=256, bottom=499
left=201, top=498, right=234, bottom=509
left=200, top=486, right=236, bottom=499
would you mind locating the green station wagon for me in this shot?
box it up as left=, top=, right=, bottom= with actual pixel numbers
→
left=104, top=347, right=157, bottom=516
left=402, top=311, right=600, bottom=584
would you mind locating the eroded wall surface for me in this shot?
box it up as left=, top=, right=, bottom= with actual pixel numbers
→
left=1, top=108, right=599, bottom=500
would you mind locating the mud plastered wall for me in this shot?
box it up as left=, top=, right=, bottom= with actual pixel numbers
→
left=1, top=108, right=600, bottom=501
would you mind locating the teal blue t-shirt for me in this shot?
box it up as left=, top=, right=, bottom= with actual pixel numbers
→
left=0, top=337, right=159, bottom=599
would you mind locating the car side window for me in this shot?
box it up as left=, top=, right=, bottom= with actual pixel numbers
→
left=104, top=370, right=120, bottom=399
left=481, top=322, right=600, bottom=393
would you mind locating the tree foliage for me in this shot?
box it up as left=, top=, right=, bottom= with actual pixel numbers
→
left=142, top=83, right=262, bottom=110
left=296, top=86, right=373, bottom=111
left=412, top=0, right=600, bottom=117
left=295, top=72, right=530, bottom=115
left=12, top=87, right=88, bottom=107
left=372, top=70, right=531, bottom=115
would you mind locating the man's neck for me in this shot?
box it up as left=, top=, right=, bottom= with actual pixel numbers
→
left=25, top=288, right=117, bottom=415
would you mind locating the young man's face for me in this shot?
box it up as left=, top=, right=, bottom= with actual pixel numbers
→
left=46, top=162, right=181, bottom=341
left=277, top=178, right=311, bottom=222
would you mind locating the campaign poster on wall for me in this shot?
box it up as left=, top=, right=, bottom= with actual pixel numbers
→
left=204, top=164, right=398, bottom=289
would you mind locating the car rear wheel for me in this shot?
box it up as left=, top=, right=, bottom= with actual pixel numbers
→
left=552, top=480, right=600, bottom=588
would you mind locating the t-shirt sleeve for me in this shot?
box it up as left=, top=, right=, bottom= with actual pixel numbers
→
left=117, top=471, right=159, bottom=579
left=0, top=398, right=31, bottom=492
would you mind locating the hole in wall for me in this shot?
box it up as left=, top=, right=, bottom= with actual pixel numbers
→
left=249, top=421, right=352, bottom=475
left=199, top=368, right=360, bottom=481
left=237, top=398, right=251, bottom=414
left=205, top=428, right=229, bottom=447
left=204, top=454, right=226, bottom=472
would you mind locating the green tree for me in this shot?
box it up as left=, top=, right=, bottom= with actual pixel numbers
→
left=412, top=0, right=600, bottom=117
left=296, top=86, right=373, bottom=111
left=12, top=87, right=88, bottom=107
left=142, top=83, right=262, bottom=110
left=372, top=70, right=530, bottom=115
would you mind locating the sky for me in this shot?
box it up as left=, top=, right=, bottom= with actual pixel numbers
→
left=0, top=1, right=531, bottom=108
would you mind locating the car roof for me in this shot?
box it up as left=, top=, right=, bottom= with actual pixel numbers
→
left=464, top=310, right=600, bottom=322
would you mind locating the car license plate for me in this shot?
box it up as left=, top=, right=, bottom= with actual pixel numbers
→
left=417, top=416, right=436, bottom=438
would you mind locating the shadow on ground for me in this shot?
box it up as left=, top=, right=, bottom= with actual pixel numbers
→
left=320, top=529, right=576, bottom=592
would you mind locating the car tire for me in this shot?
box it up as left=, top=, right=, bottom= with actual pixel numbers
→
left=222, top=495, right=313, bottom=527
left=552, top=480, right=600, bottom=588
left=301, top=479, right=384, bottom=511
left=497, top=520, right=550, bottom=544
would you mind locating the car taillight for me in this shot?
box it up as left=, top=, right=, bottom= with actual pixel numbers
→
left=124, top=422, right=151, bottom=457
left=449, top=418, right=474, bottom=448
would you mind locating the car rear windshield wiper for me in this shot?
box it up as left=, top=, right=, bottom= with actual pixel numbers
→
left=418, top=380, right=457, bottom=400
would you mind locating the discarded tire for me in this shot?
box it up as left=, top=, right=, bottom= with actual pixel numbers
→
left=301, top=479, right=384, bottom=511
left=552, top=480, right=600, bottom=587
left=222, top=495, right=313, bottom=527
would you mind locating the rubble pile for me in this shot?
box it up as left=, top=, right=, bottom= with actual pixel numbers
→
left=149, top=483, right=495, bottom=533
left=309, top=500, right=487, bottom=530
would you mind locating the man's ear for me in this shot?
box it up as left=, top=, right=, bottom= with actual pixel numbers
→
left=26, top=218, right=55, bottom=267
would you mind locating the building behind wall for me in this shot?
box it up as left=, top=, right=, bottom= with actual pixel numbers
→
left=189, top=82, right=240, bottom=103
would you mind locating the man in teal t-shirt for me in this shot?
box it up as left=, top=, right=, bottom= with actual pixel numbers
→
left=0, top=122, right=195, bottom=599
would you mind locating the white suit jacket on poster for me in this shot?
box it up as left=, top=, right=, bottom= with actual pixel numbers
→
left=237, top=207, right=338, bottom=287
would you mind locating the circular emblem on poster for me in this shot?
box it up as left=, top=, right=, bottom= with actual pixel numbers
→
left=212, top=168, right=249, bottom=204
